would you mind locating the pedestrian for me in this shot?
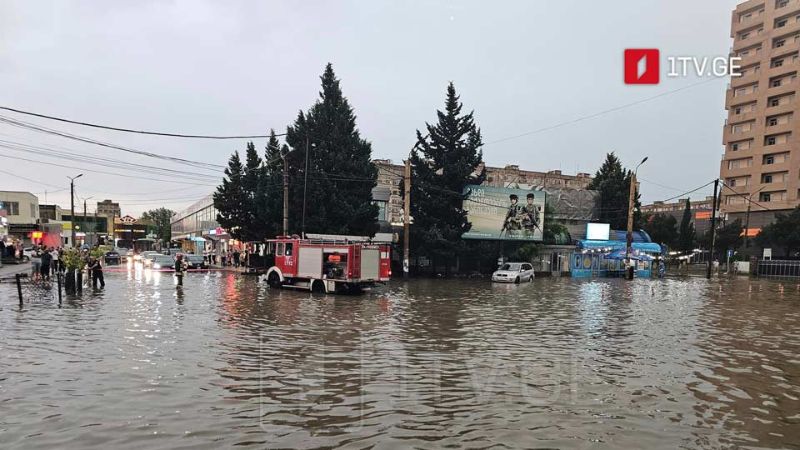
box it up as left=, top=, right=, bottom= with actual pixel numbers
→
left=31, top=246, right=42, bottom=280
left=233, top=250, right=240, bottom=268
left=89, top=257, right=105, bottom=288
left=174, top=254, right=186, bottom=286
left=40, top=247, right=52, bottom=281
left=51, top=247, right=60, bottom=276
left=658, top=258, right=666, bottom=278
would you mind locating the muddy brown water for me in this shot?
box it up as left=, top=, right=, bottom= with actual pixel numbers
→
left=1, top=270, right=799, bottom=449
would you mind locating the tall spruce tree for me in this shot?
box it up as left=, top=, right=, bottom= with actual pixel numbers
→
left=255, top=130, right=286, bottom=238
left=677, top=198, right=696, bottom=252
left=642, top=213, right=678, bottom=249
left=284, top=63, right=378, bottom=236
left=239, top=142, right=265, bottom=241
left=407, top=82, right=485, bottom=268
left=213, top=151, right=247, bottom=240
left=588, top=152, right=641, bottom=230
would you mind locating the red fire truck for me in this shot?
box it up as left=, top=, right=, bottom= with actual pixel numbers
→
left=263, top=234, right=392, bottom=294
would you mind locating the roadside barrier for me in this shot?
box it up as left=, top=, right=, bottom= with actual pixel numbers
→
left=1, top=272, right=62, bottom=307
left=757, top=259, right=800, bottom=278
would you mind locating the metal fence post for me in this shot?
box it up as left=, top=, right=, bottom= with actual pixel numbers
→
left=57, top=271, right=62, bottom=306
left=16, top=273, right=23, bottom=307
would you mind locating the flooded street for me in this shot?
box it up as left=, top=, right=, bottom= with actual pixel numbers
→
left=2, top=271, right=800, bottom=449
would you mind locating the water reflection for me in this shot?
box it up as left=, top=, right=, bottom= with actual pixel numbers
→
left=1, top=274, right=799, bottom=449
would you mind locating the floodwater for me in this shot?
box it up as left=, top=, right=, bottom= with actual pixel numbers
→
left=1, top=269, right=800, bottom=449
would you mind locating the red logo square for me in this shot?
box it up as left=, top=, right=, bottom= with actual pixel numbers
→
left=624, top=49, right=660, bottom=84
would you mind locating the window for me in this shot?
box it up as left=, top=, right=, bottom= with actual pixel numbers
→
left=772, top=59, right=784, bottom=67
left=375, top=200, right=387, bottom=221
left=1, top=201, right=20, bottom=215
left=775, top=40, right=785, bottom=48
left=735, top=106, right=742, bottom=114
left=285, top=243, right=293, bottom=256
left=777, top=19, right=787, bottom=28
left=732, top=143, right=739, bottom=151
left=767, top=136, right=777, bottom=145
left=769, top=117, right=779, bottom=126
left=276, top=242, right=284, bottom=256
left=764, top=174, right=774, bottom=183
left=760, top=192, right=772, bottom=202
left=743, top=33, right=751, bottom=40
left=771, top=98, right=781, bottom=106
left=772, top=79, right=782, bottom=87
left=729, top=178, right=737, bottom=187
left=779, top=0, right=789, bottom=8
left=765, top=155, right=775, bottom=164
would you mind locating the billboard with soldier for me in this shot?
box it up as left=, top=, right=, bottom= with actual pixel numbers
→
left=461, top=185, right=545, bottom=241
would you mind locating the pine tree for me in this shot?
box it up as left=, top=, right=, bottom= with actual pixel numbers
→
left=239, top=142, right=265, bottom=241
left=642, top=213, right=678, bottom=248
left=213, top=151, right=247, bottom=240
left=285, top=63, right=378, bottom=236
left=406, top=82, right=485, bottom=268
left=255, top=130, right=285, bottom=238
left=677, top=198, right=696, bottom=252
left=588, top=152, right=641, bottom=230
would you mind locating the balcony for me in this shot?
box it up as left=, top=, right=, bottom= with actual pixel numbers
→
left=727, top=110, right=757, bottom=124
left=766, top=62, right=797, bottom=79
left=770, top=38, right=800, bottom=58
left=763, top=121, right=793, bottom=136
left=733, top=33, right=766, bottom=52
left=730, top=70, right=760, bottom=88
left=766, top=76, right=799, bottom=96
left=723, top=125, right=757, bottom=143
left=726, top=88, right=761, bottom=108
left=765, top=98, right=796, bottom=115
left=772, top=19, right=800, bottom=38
left=735, top=51, right=764, bottom=69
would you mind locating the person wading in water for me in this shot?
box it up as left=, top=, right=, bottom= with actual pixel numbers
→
left=175, top=254, right=187, bottom=286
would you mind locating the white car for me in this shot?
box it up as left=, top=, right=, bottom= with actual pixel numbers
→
left=492, top=262, right=535, bottom=283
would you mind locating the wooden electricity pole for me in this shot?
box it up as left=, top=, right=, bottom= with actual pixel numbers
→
left=282, top=153, right=289, bottom=236
left=403, top=158, right=411, bottom=279
left=706, top=178, right=720, bottom=279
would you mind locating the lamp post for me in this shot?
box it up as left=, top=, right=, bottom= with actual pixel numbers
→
left=68, top=173, right=83, bottom=248
left=625, top=157, right=648, bottom=279
left=83, top=196, right=93, bottom=247
left=743, top=185, right=767, bottom=249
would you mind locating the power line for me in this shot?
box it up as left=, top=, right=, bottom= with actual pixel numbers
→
left=0, top=115, right=224, bottom=170
left=482, top=77, right=722, bottom=146
left=0, top=105, right=284, bottom=140
left=659, top=180, right=717, bottom=203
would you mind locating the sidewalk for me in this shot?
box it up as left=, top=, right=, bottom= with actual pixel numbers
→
left=0, top=261, right=32, bottom=280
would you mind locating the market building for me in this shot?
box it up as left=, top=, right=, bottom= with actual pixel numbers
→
left=171, top=194, right=230, bottom=256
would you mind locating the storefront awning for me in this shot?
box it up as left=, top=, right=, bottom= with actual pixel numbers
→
left=577, top=239, right=661, bottom=253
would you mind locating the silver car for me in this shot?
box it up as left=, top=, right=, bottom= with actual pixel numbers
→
left=492, top=262, right=535, bottom=283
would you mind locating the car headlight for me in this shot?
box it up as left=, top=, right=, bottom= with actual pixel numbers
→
left=153, top=263, right=161, bottom=269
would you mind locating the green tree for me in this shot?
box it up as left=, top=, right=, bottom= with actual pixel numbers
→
left=140, top=208, right=176, bottom=242
left=588, top=153, right=641, bottom=230
left=700, top=218, right=743, bottom=260
left=406, top=82, right=485, bottom=270
left=642, top=213, right=678, bottom=249
left=255, top=130, right=286, bottom=238
left=542, top=203, right=570, bottom=244
left=677, top=199, right=696, bottom=252
left=285, top=63, right=379, bottom=236
left=755, top=206, right=800, bottom=256
left=213, top=151, right=247, bottom=240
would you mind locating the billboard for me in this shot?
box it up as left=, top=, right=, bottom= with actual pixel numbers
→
left=586, top=223, right=610, bottom=240
left=462, top=185, right=545, bottom=241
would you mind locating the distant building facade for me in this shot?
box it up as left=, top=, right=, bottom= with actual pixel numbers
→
left=0, top=191, right=39, bottom=244
left=642, top=196, right=717, bottom=236
left=96, top=199, right=121, bottom=218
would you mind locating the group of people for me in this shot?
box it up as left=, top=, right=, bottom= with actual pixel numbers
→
left=15, top=244, right=106, bottom=288
left=502, top=193, right=542, bottom=238
left=203, top=248, right=250, bottom=268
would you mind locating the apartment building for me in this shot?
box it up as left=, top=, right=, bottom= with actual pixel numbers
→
left=722, top=0, right=800, bottom=230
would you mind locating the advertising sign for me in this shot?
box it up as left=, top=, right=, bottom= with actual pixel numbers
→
left=462, top=185, right=545, bottom=241
left=586, top=223, right=610, bottom=241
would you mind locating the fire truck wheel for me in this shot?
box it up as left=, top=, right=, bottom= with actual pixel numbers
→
left=267, top=272, right=282, bottom=288
left=311, top=280, right=326, bottom=294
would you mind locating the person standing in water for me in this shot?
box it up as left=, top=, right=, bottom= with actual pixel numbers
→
left=174, top=254, right=187, bottom=286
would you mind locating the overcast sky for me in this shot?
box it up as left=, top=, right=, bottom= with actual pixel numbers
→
left=1, top=0, right=740, bottom=216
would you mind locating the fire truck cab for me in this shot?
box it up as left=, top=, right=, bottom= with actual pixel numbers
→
left=263, top=234, right=391, bottom=294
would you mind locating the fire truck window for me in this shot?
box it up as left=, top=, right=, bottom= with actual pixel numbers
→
left=285, top=243, right=293, bottom=256
left=276, top=243, right=284, bottom=256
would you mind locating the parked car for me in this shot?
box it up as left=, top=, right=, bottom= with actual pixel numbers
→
left=150, top=255, right=176, bottom=270
left=184, top=254, right=207, bottom=269
left=104, top=251, right=121, bottom=265
left=143, top=252, right=161, bottom=267
left=492, top=262, right=535, bottom=283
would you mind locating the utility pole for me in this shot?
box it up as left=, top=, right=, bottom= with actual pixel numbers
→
left=301, top=136, right=309, bottom=238
left=403, top=158, right=411, bottom=279
left=706, top=178, right=719, bottom=279
left=282, top=151, right=289, bottom=236
left=625, top=157, right=648, bottom=280
left=83, top=198, right=87, bottom=247
left=68, top=173, right=82, bottom=248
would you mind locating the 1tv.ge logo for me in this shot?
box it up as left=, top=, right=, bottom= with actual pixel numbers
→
left=624, top=48, right=741, bottom=84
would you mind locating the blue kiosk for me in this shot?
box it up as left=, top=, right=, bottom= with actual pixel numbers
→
left=571, top=229, right=662, bottom=278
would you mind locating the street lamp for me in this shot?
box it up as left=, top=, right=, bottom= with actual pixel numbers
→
left=68, top=173, right=83, bottom=248
left=625, top=157, right=648, bottom=279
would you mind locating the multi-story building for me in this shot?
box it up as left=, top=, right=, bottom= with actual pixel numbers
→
left=96, top=199, right=121, bottom=218
left=722, top=0, right=800, bottom=232
left=0, top=191, right=39, bottom=243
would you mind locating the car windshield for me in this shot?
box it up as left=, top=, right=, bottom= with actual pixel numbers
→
left=155, top=256, right=174, bottom=263
left=500, top=263, right=522, bottom=271
left=186, top=255, right=204, bottom=262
